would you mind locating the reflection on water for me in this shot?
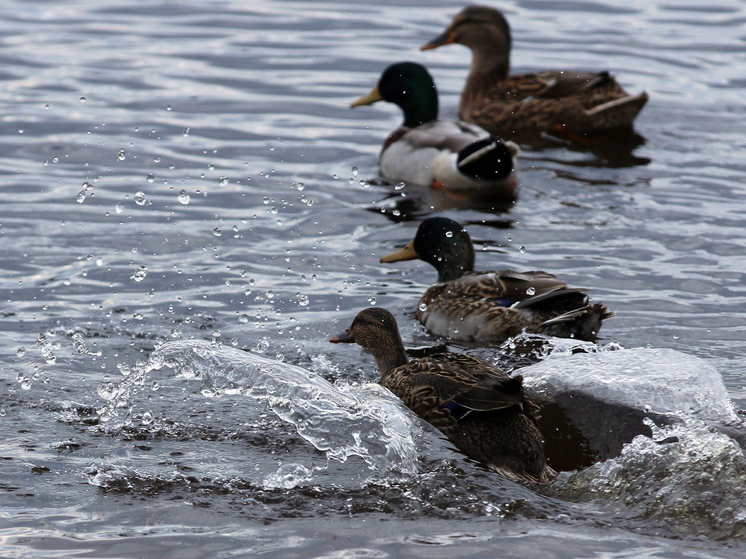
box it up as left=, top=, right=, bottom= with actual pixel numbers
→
left=2, top=0, right=746, bottom=557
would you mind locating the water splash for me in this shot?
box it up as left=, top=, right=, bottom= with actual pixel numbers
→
left=555, top=417, right=746, bottom=540
left=97, top=340, right=421, bottom=477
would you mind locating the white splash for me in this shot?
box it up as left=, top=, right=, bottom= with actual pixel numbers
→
left=97, top=340, right=422, bottom=477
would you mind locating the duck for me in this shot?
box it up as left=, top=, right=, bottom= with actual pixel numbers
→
left=330, top=307, right=556, bottom=483
left=421, top=6, right=648, bottom=137
left=380, top=217, right=613, bottom=342
left=351, top=61, right=519, bottom=196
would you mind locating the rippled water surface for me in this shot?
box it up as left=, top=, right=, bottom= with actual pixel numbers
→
left=2, top=0, right=746, bottom=557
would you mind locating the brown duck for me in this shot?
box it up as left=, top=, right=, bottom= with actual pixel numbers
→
left=421, top=5, right=648, bottom=137
left=330, top=307, right=556, bottom=482
left=381, top=217, right=613, bottom=342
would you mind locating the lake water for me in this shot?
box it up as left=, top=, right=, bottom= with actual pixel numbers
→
left=2, top=0, right=746, bottom=556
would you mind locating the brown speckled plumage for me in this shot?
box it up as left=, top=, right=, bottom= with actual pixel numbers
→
left=381, top=218, right=613, bottom=342
left=422, top=6, right=648, bottom=136
left=330, top=307, right=556, bottom=482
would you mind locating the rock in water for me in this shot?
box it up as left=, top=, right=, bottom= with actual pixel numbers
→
left=517, top=347, right=740, bottom=465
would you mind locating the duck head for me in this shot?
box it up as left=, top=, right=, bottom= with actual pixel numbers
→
left=421, top=6, right=512, bottom=78
left=351, top=61, right=439, bottom=128
left=381, top=217, right=475, bottom=283
left=330, top=307, right=409, bottom=376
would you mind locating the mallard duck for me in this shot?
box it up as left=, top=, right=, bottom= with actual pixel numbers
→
left=330, top=307, right=556, bottom=482
left=351, top=61, right=519, bottom=196
left=421, top=6, right=648, bottom=137
left=381, top=217, right=613, bottom=342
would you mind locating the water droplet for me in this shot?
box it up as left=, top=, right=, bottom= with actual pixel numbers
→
left=153, top=157, right=161, bottom=163
left=146, top=173, right=154, bottom=183
left=351, top=167, right=358, bottom=178
left=80, top=97, right=86, bottom=103
left=36, top=333, right=56, bottom=364
left=367, top=296, right=376, bottom=305
left=418, top=303, right=428, bottom=312
left=166, top=105, right=172, bottom=111
left=296, top=182, right=305, bottom=191
left=182, top=127, right=190, bottom=137
left=394, top=182, right=405, bottom=191
left=131, top=265, right=148, bottom=282
left=519, top=245, right=526, bottom=253
left=177, top=190, right=190, bottom=204
left=141, top=411, right=154, bottom=425
left=134, top=191, right=146, bottom=205
left=115, top=202, right=124, bottom=214
left=526, top=287, right=536, bottom=296
left=262, top=197, right=270, bottom=205
left=445, top=230, right=453, bottom=238
left=296, top=293, right=309, bottom=307
left=76, top=189, right=87, bottom=203
left=255, top=340, right=269, bottom=353
left=117, top=148, right=126, bottom=161
left=219, top=176, right=229, bottom=186
left=213, top=227, right=222, bottom=237
left=16, top=347, right=25, bottom=357
left=72, top=332, right=88, bottom=354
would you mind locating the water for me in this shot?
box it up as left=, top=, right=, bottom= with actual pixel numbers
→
left=2, top=0, right=746, bottom=556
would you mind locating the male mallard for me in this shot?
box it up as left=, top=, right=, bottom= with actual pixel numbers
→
left=421, top=6, right=648, bottom=137
left=381, top=217, right=613, bottom=342
left=352, top=61, right=519, bottom=196
left=330, top=307, right=556, bottom=482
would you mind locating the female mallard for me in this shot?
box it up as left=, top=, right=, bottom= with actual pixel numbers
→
left=421, top=6, right=648, bottom=137
left=381, top=217, right=612, bottom=342
left=330, top=307, right=556, bottom=482
left=351, top=61, right=519, bottom=196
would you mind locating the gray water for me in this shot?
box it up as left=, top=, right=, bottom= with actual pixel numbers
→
left=2, top=0, right=746, bottom=556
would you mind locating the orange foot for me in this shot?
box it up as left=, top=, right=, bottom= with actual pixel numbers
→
left=431, top=180, right=469, bottom=202
left=552, top=124, right=597, bottom=145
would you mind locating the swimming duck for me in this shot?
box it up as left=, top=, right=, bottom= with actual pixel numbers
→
left=330, top=307, right=556, bottom=482
left=351, top=61, right=519, bottom=196
left=421, top=6, right=648, bottom=137
left=381, top=217, right=613, bottom=342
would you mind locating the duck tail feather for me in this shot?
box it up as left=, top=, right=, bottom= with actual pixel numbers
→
left=457, top=136, right=514, bottom=181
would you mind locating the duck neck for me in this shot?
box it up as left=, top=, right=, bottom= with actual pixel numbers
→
left=400, top=90, right=438, bottom=129
left=469, top=47, right=510, bottom=82
left=426, top=238, right=475, bottom=283
left=369, top=334, right=409, bottom=378
left=461, top=38, right=511, bottom=114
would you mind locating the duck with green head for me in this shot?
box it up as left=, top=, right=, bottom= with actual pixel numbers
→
left=331, top=307, right=556, bottom=483
left=352, top=61, right=519, bottom=196
left=381, top=217, right=613, bottom=342
left=421, top=6, right=648, bottom=138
